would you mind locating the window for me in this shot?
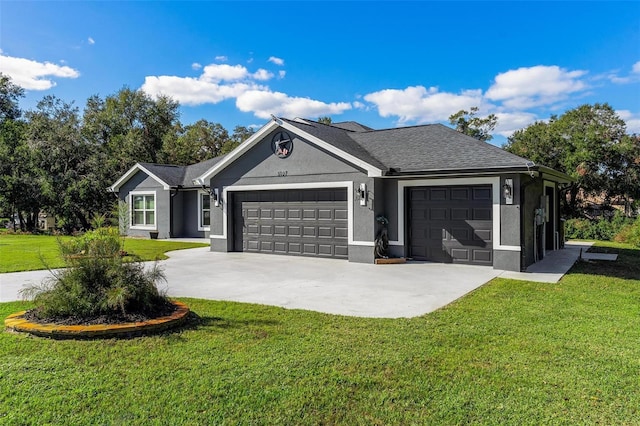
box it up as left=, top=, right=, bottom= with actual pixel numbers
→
left=131, top=193, right=155, bottom=228
left=199, top=192, right=211, bottom=230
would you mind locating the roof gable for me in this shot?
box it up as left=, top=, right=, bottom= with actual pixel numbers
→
left=109, top=163, right=175, bottom=192
left=195, top=118, right=385, bottom=183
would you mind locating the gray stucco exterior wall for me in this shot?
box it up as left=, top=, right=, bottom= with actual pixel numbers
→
left=179, top=190, right=207, bottom=238
left=117, top=171, right=171, bottom=239
left=207, top=129, right=377, bottom=263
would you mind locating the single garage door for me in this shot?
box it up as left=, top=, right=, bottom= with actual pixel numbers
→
left=408, top=185, right=493, bottom=265
left=233, top=188, right=348, bottom=259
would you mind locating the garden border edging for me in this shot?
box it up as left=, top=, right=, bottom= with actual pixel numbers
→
left=4, top=301, right=189, bottom=339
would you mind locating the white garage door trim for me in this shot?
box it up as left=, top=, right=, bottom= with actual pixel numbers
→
left=211, top=181, right=374, bottom=247
left=391, top=177, right=520, bottom=252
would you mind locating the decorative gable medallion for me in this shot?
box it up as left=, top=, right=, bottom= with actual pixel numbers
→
left=272, top=131, right=293, bottom=159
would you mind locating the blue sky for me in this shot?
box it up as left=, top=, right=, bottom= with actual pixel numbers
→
left=1, top=1, right=639, bottom=146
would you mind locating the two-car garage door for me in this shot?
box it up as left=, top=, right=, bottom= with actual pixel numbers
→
left=233, top=189, right=348, bottom=259
left=408, top=185, right=493, bottom=265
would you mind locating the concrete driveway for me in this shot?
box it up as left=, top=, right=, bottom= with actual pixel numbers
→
left=0, top=248, right=505, bottom=318
left=159, top=248, right=505, bottom=318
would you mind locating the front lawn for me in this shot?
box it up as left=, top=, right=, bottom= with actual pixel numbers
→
left=0, top=234, right=208, bottom=273
left=1, top=241, right=639, bottom=424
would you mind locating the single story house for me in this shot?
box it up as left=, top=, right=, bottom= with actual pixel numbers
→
left=109, top=116, right=572, bottom=272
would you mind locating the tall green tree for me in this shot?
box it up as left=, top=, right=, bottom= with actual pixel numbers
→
left=448, top=107, right=497, bottom=142
left=219, top=125, right=255, bottom=155
left=82, top=88, right=180, bottom=173
left=26, top=96, right=107, bottom=231
left=505, top=103, right=631, bottom=217
left=0, top=74, right=41, bottom=230
left=160, top=119, right=229, bottom=165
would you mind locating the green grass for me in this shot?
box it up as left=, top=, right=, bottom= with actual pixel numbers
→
left=2, top=241, right=639, bottom=424
left=0, top=234, right=208, bottom=273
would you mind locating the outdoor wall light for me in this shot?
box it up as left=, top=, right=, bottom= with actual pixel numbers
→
left=503, top=178, right=514, bottom=205
left=358, top=183, right=367, bottom=206
left=212, top=188, right=220, bottom=207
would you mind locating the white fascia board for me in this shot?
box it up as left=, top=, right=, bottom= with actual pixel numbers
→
left=278, top=121, right=384, bottom=177
left=109, top=163, right=171, bottom=192
left=195, top=119, right=280, bottom=184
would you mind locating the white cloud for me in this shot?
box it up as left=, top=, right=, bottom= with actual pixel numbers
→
left=485, top=65, right=588, bottom=109
left=617, top=110, right=640, bottom=134
left=493, top=112, right=539, bottom=138
left=215, top=55, right=228, bottom=62
left=201, top=64, right=251, bottom=82
left=278, top=70, right=286, bottom=79
left=0, top=54, right=79, bottom=90
left=191, top=62, right=202, bottom=70
left=143, top=60, right=347, bottom=118
left=252, top=69, right=274, bottom=81
left=268, top=56, right=285, bottom=66
left=141, top=76, right=262, bottom=106
left=236, top=90, right=351, bottom=119
left=609, top=61, right=640, bottom=84
left=88, top=37, right=95, bottom=45
left=363, top=86, right=483, bottom=124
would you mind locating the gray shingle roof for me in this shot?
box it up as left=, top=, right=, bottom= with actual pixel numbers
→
left=330, top=121, right=374, bottom=132
left=138, top=163, right=185, bottom=187
left=281, top=118, right=387, bottom=171
left=348, top=124, right=533, bottom=173
left=139, top=155, right=228, bottom=188
left=182, top=155, right=227, bottom=186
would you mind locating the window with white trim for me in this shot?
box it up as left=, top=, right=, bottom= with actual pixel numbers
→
left=199, top=192, right=211, bottom=230
left=131, top=193, right=156, bottom=228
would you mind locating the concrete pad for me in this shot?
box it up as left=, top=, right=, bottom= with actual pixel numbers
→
left=498, top=241, right=593, bottom=283
left=582, top=252, right=618, bottom=261
left=1, top=248, right=504, bottom=318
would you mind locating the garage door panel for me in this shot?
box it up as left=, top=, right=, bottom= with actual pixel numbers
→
left=473, top=249, right=492, bottom=263
left=429, top=208, right=447, bottom=220
left=409, top=185, right=493, bottom=266
left=318, top=227, right=333, bottom=238
left=335, top=227, right=348, bottom=238
left=318, top=209, right=333, bottom=220
left=234, top=189, right=348, bottom=259
left=451, top=188, right=470, bottom=200
left=430, top=189, right=447, bottom=201
left=473, top=187, right=492, bottom=200
left=288, top=209, right=301, bottom=219
left=450, top=248, right=470, bottom=261
left=335, top=209, right=348, bottom=220
left=474, top=229, right=492, bottom=241
left=473, top=208, right=492, bottom=220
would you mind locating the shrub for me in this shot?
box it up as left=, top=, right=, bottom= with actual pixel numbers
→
left=614, top=217, right=640, bottom=247
left=564, top=211, right=634, bottom=241
left=21, top=227, right=169, bottom=320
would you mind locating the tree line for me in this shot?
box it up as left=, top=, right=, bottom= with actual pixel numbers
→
left=449, top=105, right=640, bottom=218
left=0, top=74, right=254, bottom=232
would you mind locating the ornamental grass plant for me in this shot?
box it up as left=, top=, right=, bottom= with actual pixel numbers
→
left=21, top=227, right=170, bottom=322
